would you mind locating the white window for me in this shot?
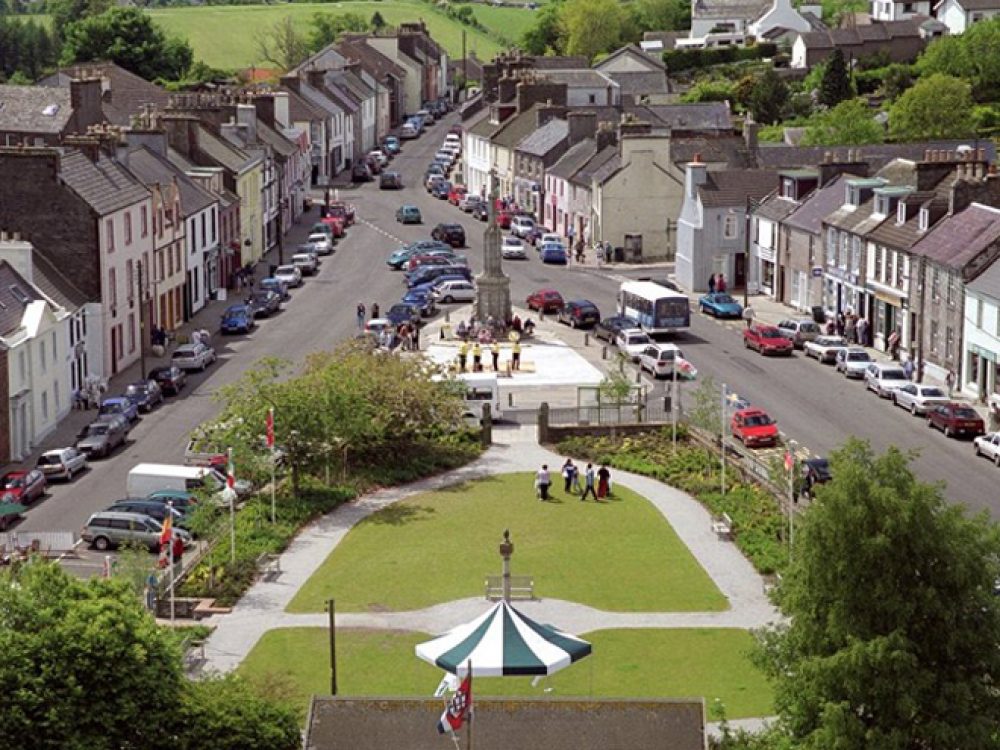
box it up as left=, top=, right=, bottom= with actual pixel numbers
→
left=977, top=297, right=984, bottom=328
left=946, top=326, right=954, bottom=359
left=18, top=350, right=26, bottom=381
left=791, top=270, right=801, bottom=305
left=723, top=215, right=739, bottom=240
left=826, top=228, right=836, bottom=265
left=54, top=382, right=60, bottom=413
left=51, top=331, right=57, bottom=361
left=39, top=341, right=46, bottom=373
left=850, top=236, right=861, bottom=274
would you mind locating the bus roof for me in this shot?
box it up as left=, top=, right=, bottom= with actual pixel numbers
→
left=620, top=280, right=687, bottom=299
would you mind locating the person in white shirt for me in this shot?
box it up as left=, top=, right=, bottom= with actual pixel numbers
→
left=535, top=464, right=551, bottom=501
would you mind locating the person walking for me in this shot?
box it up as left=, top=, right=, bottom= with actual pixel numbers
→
left=845, top=314, right=857, bottom=345
left=562, top=459, right=576, bottom=494
left=857, top=317, right=869, bottom=347
left=458, top=340, right=468, bottom=372
left=946, top=369, right=956, bottom=397
left=580, top=463, right=597, bottom=502
left=491, top=340, right=500, bottom=371
left=903, top=356, right=914, bottom=380
left=716, top=274, right=727, bottom=293
left=742, top=304, right=755, bottom=328
left=472, top=342, right=482, bottom=372
left=835, top=312, right=845, bottom=336
left=535, top=464, right=551, bottom=501
left=597, top=465, right=611, bottom=500
left=511, top=338, right=521, bottom=371
left=412, top=324, right=420, bottom=351
left=356, top=302, right=366, bottom=330
left=887, top=327, right=901, bottom=360
left=708, top=274, right=716, bottom=294
left=371, top=302, right=380, bottom=320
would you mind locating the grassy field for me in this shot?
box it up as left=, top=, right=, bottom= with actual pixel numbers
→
left=146, top=2, right=513, bottom=70
left=285, top=472, right=727, bottom=614
left=240, top=627, right=774, bottom=720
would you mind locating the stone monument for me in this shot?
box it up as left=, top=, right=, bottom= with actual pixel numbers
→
left=475, top=171, right=512, bottom=323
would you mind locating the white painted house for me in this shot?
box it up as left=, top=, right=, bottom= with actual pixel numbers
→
left=961, top=246, right=1000, bottom=404
left=934, top=0, right=1000, bottom=33
left=870, top=0, right=932, bottom=20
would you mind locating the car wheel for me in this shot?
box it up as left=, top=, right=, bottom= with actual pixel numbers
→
left=93, top=536, right=111, bottom=551
left=443, top=296, right=453, bottom=303
left=910, top=403, right=917, bottom=415
left=945, top=425, right=953, bottom=438
left=994, top=452, right=1000, bottom=467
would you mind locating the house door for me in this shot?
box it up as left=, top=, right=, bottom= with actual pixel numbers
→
left=111, top=328, right=118, bottom=375
left=734, top=253, right=746, bottom=288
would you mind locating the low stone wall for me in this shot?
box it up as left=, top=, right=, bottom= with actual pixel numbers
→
left=544, top=422, right=672, bottom=443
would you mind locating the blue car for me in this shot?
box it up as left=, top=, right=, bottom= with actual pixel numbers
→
left=260, top=277, right=290, bottom=301
left=98, top=397, right=139, bottom=425
left=387, top=246, right=418, bottom=269
left=386, top=303, right=422, bottom=327
left=540, top=243, right=568, bottom=265
left=220, top=304, right=256, bottom=334
left=382, top=136, right=401, bottom=154
left=698, top=292, right=743, bottom=318
left=402, top=289, right=437, bottom=317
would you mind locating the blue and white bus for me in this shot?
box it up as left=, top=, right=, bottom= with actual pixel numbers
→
left=618, top=281, right=691, bottom=335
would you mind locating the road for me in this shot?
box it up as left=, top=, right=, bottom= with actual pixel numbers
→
left=17, top=113, right=996, bottom=546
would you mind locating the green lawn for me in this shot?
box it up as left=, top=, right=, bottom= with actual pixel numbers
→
left=286, top=472, right=727, bottom=613
left=147, top=2, right=504, bottom=70
left=467, top=4, right=538, bottom=46
left=240, top=627, right=774, bottom=720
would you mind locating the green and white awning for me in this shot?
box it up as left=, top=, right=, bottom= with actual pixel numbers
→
left=415, top=600, right=592, bottom=677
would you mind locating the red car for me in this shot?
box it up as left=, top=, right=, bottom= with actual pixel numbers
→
left=526, top=288, right=564, bottom=313
left=327, top=201, right=355, bottom=226
left=407, top=255, right=453, bottom=272
left=448, top=184, right=468, bottom=206
left=743, top=324, right=793, bottom=356
left=730, top=408, right=779, bottom=448
left=497, top=210, right=513, bottom=230
left=320, top=215, right=345, bottom=238
left=927, top=402, right=985, bottom=438
left=1, top=469, right=47, bottom=504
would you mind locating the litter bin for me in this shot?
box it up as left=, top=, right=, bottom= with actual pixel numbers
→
left=811, top=306, right=826, bottom=324
left=614, top=246, right=625, bottom=263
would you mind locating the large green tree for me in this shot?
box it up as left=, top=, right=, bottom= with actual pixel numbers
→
left=818, top=48, right=852, bottom=107
left=47, top=0, right=112, bottom=38
left=308, top=11, right=369, bottom=54
left=747, top=68, right=788, bottom=125
left=61, top=6, right=192, bottom=81
left=521, top=0, right=564, bottom=55
left=802, top=98, right=883, bottom=146
left=918, top=18, right=1000, bottom=96
left=888, top=73, right=975, bottom=140
left=633, top=0, right=690, bottom=32
left=756, top=439, right=1000, bottom=749
left=559, top=0, right=624, bottom=61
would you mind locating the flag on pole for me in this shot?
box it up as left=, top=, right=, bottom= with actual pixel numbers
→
left=159, top=510, right=173, bottom=548
left=266, top=408, right=275, bottom=450
left=226, top=448, right=236, bottom=490
left=437, top=673, right=472, bottom=734
left=784, top=450, right=794, bottom=473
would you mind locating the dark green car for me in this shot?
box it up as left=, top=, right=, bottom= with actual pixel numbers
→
left=396, top=204, right=422, bottom=224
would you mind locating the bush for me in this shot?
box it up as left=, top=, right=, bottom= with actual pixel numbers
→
left=663, top=43, right=778, bottom=73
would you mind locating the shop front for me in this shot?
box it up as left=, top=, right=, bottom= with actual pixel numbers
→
left=823, top=267, right=868, bottom=319
left=866, top=282, right=907, bottom=354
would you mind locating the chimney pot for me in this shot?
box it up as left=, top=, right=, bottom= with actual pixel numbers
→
left=693, top=152, right=702, bottom=163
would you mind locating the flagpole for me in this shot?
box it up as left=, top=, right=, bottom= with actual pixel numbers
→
left=268, top=408, right=276, bottom=524
left=228, top=447, right=236, bottom=564
left=466, top=659, right=473, bottom=750
left=169, top=501, right=176, bottom=624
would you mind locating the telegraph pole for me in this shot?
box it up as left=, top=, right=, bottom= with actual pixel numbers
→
left=137, top=260, right=147, bottom=378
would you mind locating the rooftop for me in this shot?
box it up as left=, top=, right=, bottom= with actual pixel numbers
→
left=698, top=169, right=778, bottom=208
left=0, top=85, right=73, bottom=135
left=39, top=62, right=169, bottom=127
left=61, top=149, right=151, bottom=216
left=911, top=203, right=1000, bottom=271
left=516, top=119, right=569, bottom=158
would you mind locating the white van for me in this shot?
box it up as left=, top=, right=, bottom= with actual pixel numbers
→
left=457, top=373, right=502, bottom=423
left=127, top=463, right=250, bottom=501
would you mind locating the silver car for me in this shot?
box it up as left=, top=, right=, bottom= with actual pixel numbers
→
left=274, top=264, right=303, bottom=288
left=892, top=383, right=949, bottom=415
left=292, top=252, right=319, bottom=276
left=835, top=347, right=873, bottom=378
left=864, top=362, right=910, bottom=398
left=776, top=318, right=821, bottom=348
left=615, top=329, right=652, bottom=361
left=171, top=342, right=217, bottom=372
left=81, top=510, right=192, bottom=552
left=803, top=335, right=848, bottom=363
left=36, top=447, right=88, bottom=481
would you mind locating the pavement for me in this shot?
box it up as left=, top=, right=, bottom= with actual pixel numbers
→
left=198, top=422, right=780, bottom=674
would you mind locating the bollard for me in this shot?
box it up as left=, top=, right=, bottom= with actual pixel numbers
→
left=635, top=368, right=642, bottom=383
left=445, top=311, right=451, bottom=323
left=508, top=392, right=514, bottom=407
left=602, top=345, right=608, bottom=360
left=584, top=333, right=590, bottom=346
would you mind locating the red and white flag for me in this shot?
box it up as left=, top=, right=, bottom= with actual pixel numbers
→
left=266, top=408, right=275, bottom=450
left=784, top=450, right=794, bottom=473
left=437, top=673, right=472, bottom=734
left=226, top=449, right=236, bottom=490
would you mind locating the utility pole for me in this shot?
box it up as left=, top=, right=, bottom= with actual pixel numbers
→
left=915, top=255, right=926, bottom=383
left=328, top=598, right=338, bottom=695
left=137, top=260, right=147, bottom=379
left=743, top=196, right=752, bottom=309
left=277, top=197, right=284, bottom=266
left=462, top=29, right=468, bottom=102
left=720, top=383, right=727, bottom=495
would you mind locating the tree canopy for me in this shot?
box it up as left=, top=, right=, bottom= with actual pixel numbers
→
left=559, top=0, right=626, bottom=61
left=888, top=73, right=975, bottom=141
left=61, top=6, right=193, bottom=81
left=917, top=18, right=1000, bottom=97
left=747, top=68, right=789, bottom=125
left=818, top=49, right=852, bottom=108
left=755, top=439, right=1000, bottom=749
left=521, top=0, right=563, bottom=54
left=802, top=98, right=883, bottom=146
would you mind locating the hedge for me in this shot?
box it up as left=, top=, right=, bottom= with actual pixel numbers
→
left=663, top=43, right=779, bottom=73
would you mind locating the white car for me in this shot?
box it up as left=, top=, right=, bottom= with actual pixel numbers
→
left=36, top=447, right=88, bottom=481
left=291, top=252, right=319, bottom=276
left=400, top=124, right=418, bottom=140
left=459, top=195, right=482, bottom=212
left=274, top=264, right=303, bottom=288
left=441, top=142, right=461, bottom=157
left=892, top=383, right=949, bottom=415
left=803, top=335, right=848, bottom=363
left=537, top=232, right=561, bottom=249
left=615, top=328, right=652, bottom=361
left=306, top=233, right=333, bottom=255
left=510, top=216, right=535, bottom=239
left=171, top=342, right=217, bottom=372
left=835, top=347, right=873, bottom=378
left=367, top=150, right=388, bottom=168
left=974, top=432, right=1000, bottom=466
left=445, top=133, right=461, bottom=148
left=637, top=343, right=682, bottom=379
left=864, top=362, right=910, bottom=398
left=501, top=237, right=527, bottom=259
left=432, top=280, right=476, bottom=303
left=434, top=149, right=455, bottom=166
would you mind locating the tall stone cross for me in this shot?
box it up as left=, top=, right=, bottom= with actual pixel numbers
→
left=475, top=170, right=512, bottom=323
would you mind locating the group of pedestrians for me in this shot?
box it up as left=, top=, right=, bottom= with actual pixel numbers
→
left=825, top=310, right=873, bottom=349
left=534, top=460, right=611, bottom=502
left=707, top=274, right=728, bottom=294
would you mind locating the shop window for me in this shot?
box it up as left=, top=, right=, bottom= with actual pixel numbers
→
left=968, top=351, right=979, bottom=384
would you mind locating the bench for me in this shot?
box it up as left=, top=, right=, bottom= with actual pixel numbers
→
left=256, top=552, right=281, bottom=580
left=484, top=575, right=535, bottom=601
left=712, top=512, right=734, bottom=541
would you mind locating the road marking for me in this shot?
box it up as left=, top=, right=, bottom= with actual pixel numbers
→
left=56, top=537, right=85, bottom=562
left=358, top=217, right=405, bottom=246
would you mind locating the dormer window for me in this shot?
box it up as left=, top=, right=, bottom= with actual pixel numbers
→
left=918, top=207, right=929, bottom=232
left=874, top=195, right=897, bottom=218
left=846, top=185, right=860, bottom=207
left=781, top=177, right=795, bottom=199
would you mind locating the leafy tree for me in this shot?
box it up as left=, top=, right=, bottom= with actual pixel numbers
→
left=559, top=0, right=624, bottom=61
left=755, top=439, right=1000, bottom=749
left=308, top=11, right=369, bottom=54
left=47, top=0, right=113, bottom=38
left=918, top=18, right=1000, bottom=96
left=254, top=15, right=309, bottom=71
left=679, top=78, right=735, bottom=103
left=818, top=48, right=852, bottom=107
left=888, top=73, right=974, bottom=140
left=878, top=63, right=915, bottom=101
left=370, top=10, right=385, bottom=29
left=802, top=98, right=883, bottom=146
left=633, top=0, right=690, bottom=32
left=61, top=7, right=193, bottom=81
left=746, top=68, right=788, bottom=125
left=521, top=0, right=563, bottom=54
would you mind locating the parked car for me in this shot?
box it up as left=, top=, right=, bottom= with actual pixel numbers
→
left=124, top=380, right=163, bottom=413
left=540, top=243, right=568, bottom=265
left=108, top=499, right=188, bottom=528
left=472, top=202, right=489, bottom=221
left=148, top=365, right=187, bottom=395
left=220, top=304, right=256, bottom=334
left=259, top=277, right=290, bottom=301
left=594, top=315, right=639, bottom=342
left=99, top=396, right=139, bottom=425
left=615, top=329, right=653, bottom=361
left=76, top=415, right=129, bottom=459
left=448, top=184, right=468, bottom=205
left=974, top=432, right=1000, bottom=466
left=698, top=293, right=743, bottom=318
left=501, top=236, right=527, bottom=259
left=396, top=205, right=422, bottom=224
left=407, top=265, right=473, bottom=288
left=380, top=171, right=403, bottom=189
left=305, top=234, right=333, bottom=255
left=426, top=173, right=447, bottom=192
left=382, top=135, right=401, bottom=154
left=537, top=232, right=561, bottom=248
left=459, top=195, right=482, bottom=213
left=0, top=469, right=47, bottom=503
left=431, top=223, right=466, bottom=247
left=803, top=335, right=849, bottom=363
left=292, top=252, right=319, bottom=276
left=401, top=289, right=437, bottom=317
left=309, top=222, right=334, bottom=241
left=638, top=343, right=683, bottom=379
left=892, top=383, right=949, bottom=415
left=36, top=447, right=88, bottom=481
left=81, top=511, right=191, bottom=553
left=364, top=154, right=382, bottom=174
left=835, top=347, right=873, bottom=378
left=510, top=215, right=535, bottom=239
left=864, top=362, right=910, bottom=398
left=246, top=290, right=281, bottom=317
left=731, top=408, right=779, bottom=448
left=171, top=342, right=217, bottom=372
left=319, top=215, right=345, bottom=237
left=432, top=179, right=452, bottom=200
left=433, top=280, right=477, bottom=303
left=526, top=288, right=564, bottom=313
left=146, top=489, right=200, bottom=512
left=368, top=149, right=389, bottom=169
left=351, top=162, right=373, bottom=182
left=799, top=457, right=832, bottom=498
left=407, top=255, right=453, bottom=273
left=274, top=265, right=303, bottom=288
left=776, top=318, right=821, bottom=348
left=386, top=303, right=422, bottom=327
left=743, top=324, right=793, bottom=356
left=927, top=402, right=986, bottom=438
left=557, top=300, right=600, bottom=328
left=399, top=123, right=418, bottom=139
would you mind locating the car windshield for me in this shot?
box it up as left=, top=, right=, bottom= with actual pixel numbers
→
left=88, top=425, right=109, bottom=436
left=2, top=476, right=23, bottom=488
left=715, top=295, right=735, bottom=304
left=276, top=266, right=295, bottom=274
left=800, top=322, right=819, bottom=333
left=848, top=353, right=870, bottom=362
left=760, top=329, right=782, bottom=338
left=818, top=337, right=845, bottom=346
left=627, top=334, right=650, bottom=345
left=744, top=414, right=772, bottom=427
left=881, top=370, right=907, bottom=380
left=657, top=351, right=676, bottom=361
left=921, top=387, right=946, bottom=397
left=101, top=403, right=122, bottom=412
left=954, top=407, right=979, bottom=419
left=37, top=455, right=60, bottom=465
left=126, top=385, right=146, bottom=396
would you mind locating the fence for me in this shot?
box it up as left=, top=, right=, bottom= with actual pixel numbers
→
left=0, top=531, right=77, bottom=558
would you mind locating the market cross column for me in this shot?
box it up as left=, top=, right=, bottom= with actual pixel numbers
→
left=475, top=170, right=512, bottom=323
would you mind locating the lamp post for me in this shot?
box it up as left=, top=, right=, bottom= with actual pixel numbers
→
left=499, top=529, right=514, bottom=604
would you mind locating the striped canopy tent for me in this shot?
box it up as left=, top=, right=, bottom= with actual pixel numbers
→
left=415, top=600, right=592, bottom=677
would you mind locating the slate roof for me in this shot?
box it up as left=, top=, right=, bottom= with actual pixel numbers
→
left=195, top=125, right=258, bottom=173
left=290, top=79, right=345, bottom=119
left=492, top=105, right=544, bottom=149
left=595, top=44, right=667, bottom=71
left=468, top=109, right=507, bottom=139
left=672, top=135, right=754, bottom=168
left=575, top=146, right=620, bottom=187
left=516, top=119, right=568, bottom=158
left=967, top=249, right=1000, bottom=300
left=630, top=102, right=731, bottom=131
left=60, top=149, right=150, bottom=215
left=943, top=0, right=1000, bottom=10
left=0, top=262, right=43, bottom=337
left=166, top=148, right=238, bottom=209
left=548, top=140, right=599, bottom=181
left=125, top=146, right=216, bottom=216
left=692, top=0, right=770, bottom=20
left=796, top=19, right=921, bottom=49
left=698, top=170, right=777, bottom=208
left=40, top=62, right=168, bottom=127
left=783, top=174, right=852, bottom=234
left=0, top=85, right=73, bottom=134
left=540, top=69, right=617, bottom=89
left=531, top=56, right=590, bottom=69
left=911, top=203, right=1000, bottom=270
left=603, top=71, right=670, bottom=97
left=335, top=39, right=406, bottom=81
left=31, top=247, right=90, bottom=309
left=257, top=121, right=298, bottom=158
left=755, top=193, right=801, bottom=222
left=282, top=86, right=328, bottom=123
